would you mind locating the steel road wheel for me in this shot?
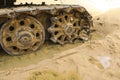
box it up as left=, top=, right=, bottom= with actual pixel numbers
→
left=0, top=16, right=45, bottom=55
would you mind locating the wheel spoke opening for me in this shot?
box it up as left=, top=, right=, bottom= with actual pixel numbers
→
left=30, top=24, right=35, bottom=29
left=9, top=26, right=15, bottom=31
left=6, top=37, right=12, bottom=42
left=19, top=20, right=25, bottom=26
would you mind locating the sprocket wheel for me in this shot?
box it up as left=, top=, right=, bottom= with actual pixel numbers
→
left=0, top=16, right=45, bottom=55
left=48, top=12, right=81, bottom=45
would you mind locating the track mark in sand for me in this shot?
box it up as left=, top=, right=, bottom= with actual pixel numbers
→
left=54, top=51, right=78, bottom=59
left=27, top=70, right=82, bottom=80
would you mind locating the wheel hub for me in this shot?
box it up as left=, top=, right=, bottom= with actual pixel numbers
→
left=18, top=31, right=33, bottom=46
left=64, top=23, right=74, bottom=36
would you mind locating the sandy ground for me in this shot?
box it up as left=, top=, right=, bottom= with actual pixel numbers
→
left=0, top=7, right=120, bottom=80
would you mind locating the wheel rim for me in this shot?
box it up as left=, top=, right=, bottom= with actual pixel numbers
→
left=48, top=12, right=81, bottom=45
left=0, top=16, right=45, bottom=55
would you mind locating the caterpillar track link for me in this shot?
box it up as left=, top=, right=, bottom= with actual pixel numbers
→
left=0, top=2, right=93, bottom=55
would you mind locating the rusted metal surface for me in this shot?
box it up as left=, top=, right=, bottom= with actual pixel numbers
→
left=0, top=16, right=45, bottom=55
left=48, top=7, right=92, bottom=44
left=0, top=4, right=93, bottom=55
left=48, top=12, right=80, bottom=44
left=0, top=5, right=85, bottom=15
